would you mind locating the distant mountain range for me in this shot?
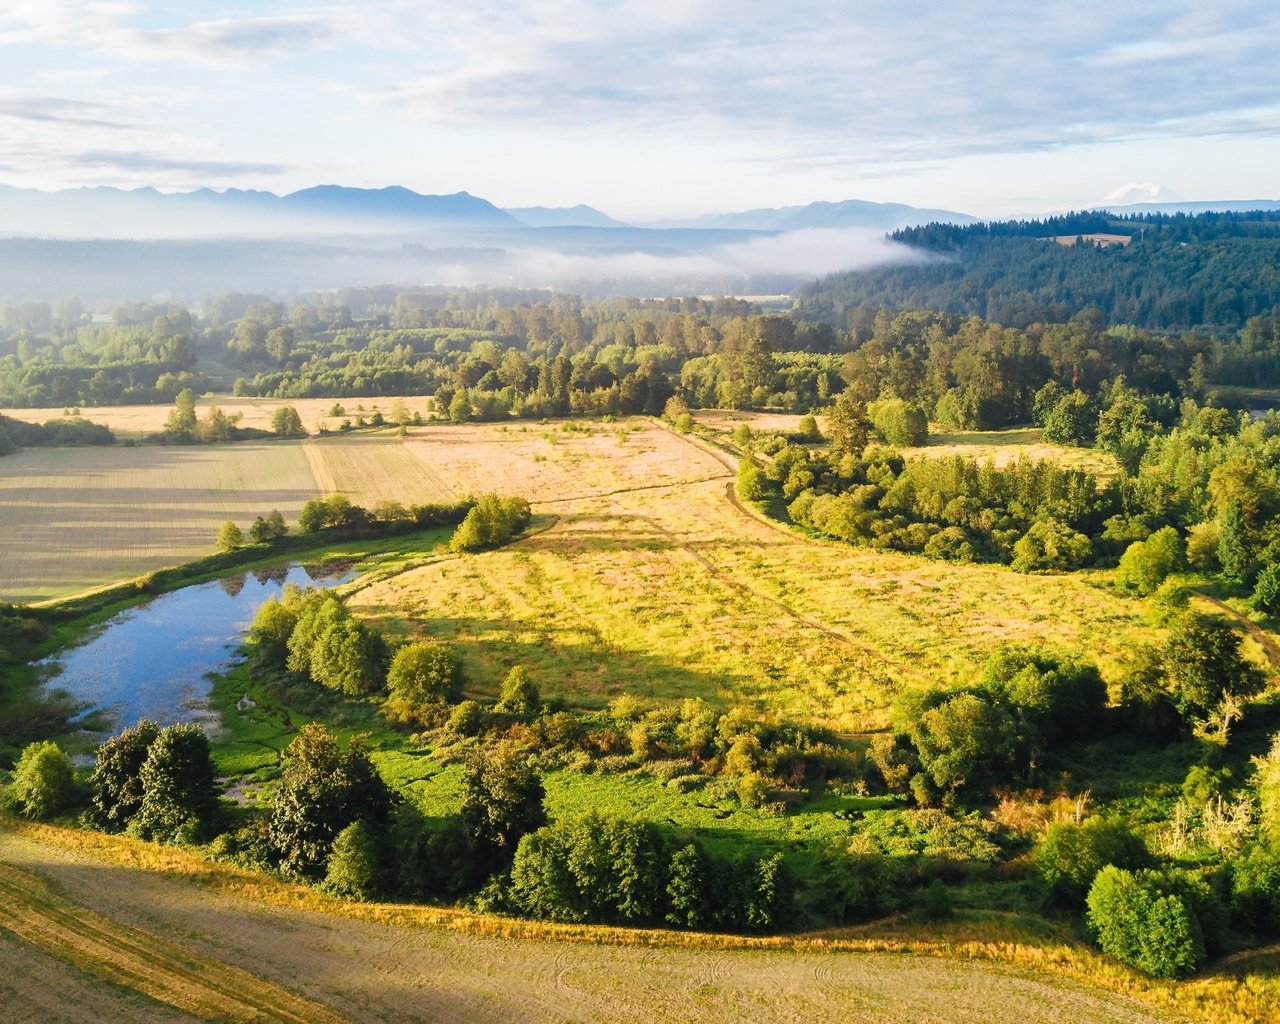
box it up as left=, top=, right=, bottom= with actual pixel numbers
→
left=0, top=184, right=518, bottom=238
left=504, top=204, right=629, bottom=229
left=647, top=199, right=978, bottom=231
left=0, top=185, right=980, bottom=239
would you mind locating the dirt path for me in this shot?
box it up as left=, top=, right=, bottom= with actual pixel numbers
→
left=0, top=825, right=1187, bottom=1024
left=0, top=858, right=350, bottom=1024
left=1191, top=589, right=1280, bottom=672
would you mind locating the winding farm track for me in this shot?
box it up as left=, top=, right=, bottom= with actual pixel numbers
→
left=1190, top=589, right=1280, bottom=672
left=0, top=823, right=1189, bottom=1024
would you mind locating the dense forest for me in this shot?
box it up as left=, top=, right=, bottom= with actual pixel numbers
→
left=795, top=211, right=1280, bottom=334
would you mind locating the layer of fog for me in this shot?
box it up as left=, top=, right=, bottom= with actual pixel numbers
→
left=0, top=227, right=923, bottom=304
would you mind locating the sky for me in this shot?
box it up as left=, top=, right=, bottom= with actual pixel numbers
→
left=3, top=1, right=1280, bottom=221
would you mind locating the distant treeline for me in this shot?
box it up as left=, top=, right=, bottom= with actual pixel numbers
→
left=795, top=210, right=1280, bottom=334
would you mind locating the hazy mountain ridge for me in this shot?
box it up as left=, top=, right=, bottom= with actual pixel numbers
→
left=0, top=184, right=518, bottom=238
left=648, top=199, right=978, bottom=231
left=504, top=205, right=629, bottom=228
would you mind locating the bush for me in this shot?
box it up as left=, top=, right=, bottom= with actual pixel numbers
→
left=384, top=640, right=459, bottom=725
left=495, top=665, right=540, bottom=719
left=1035, top=818, right=1150, bottom=907
left=1115, top=527, right=1184, bottom=596
left=1254, top=562, right=1280, bottom=616
left=813, top=846, right=901, bottom=922
left=1086, top=867, right=1207, bottom=979
left=868, top=398, right=927, bottom=446
left=449, top=494, right=532, bottom=552
left=216, top=520, right=243, bottom=552
left=268, top=724, right=396, bottom=881
left=736, top=458, right=767, bottom=501
left=1011, top=518, right=1092, bottom=572
left=9, top=740, right=75, bottom=819
left=89, top=720, right=161, bottom=830
left=322, top=820, right=383, bottom=901
left=1229, top=844, right=1280, bottom=936
left=128, top=724, right=221, bottom=843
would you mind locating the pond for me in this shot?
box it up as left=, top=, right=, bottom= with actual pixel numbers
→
left=41, top=562, right=356, bottom=733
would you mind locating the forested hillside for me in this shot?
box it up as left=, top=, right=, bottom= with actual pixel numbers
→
left=796, top=211, right=1280, bottom=334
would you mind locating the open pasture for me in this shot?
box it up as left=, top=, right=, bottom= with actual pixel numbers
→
left=352, top=421, right=1159, bottom=732
left=904, top=427, right=1122, bottom=476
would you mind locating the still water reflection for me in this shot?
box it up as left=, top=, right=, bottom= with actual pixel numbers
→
left=42, top=562, right=355, bottom=731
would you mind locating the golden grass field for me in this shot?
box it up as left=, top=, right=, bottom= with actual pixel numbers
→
left=7, top=819, right=1261, bottom=1024
left=351, top=420, right=1158, bottom=731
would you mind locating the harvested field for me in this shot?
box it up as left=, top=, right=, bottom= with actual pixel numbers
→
left=351, top=421, right=1159, bottom=730
left=305, top=432, right=457, bottom=506
left=2, top=394, right=437, bottom=439
left=0, top=430, right=455, bottom=602
left=0, top=443, right=318, bottom=602
left=0, top=823, right=1194, bottom=1024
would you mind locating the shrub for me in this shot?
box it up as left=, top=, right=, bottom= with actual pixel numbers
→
left=322, top=820, right=382, bottom=901
left=1036, top=818, right=1150, bottom=907
left=1086, top=867, right=1207, bottom=979
left=216, top=520, right=243, bottom=552
left=89, top=719, right=161, bottom=830
left=1115, top=527, right=1184, bottom=596
left=736, top=458, right=767, bottom=501
left=1011, top=518, right=1092, bottom=572
left=449, top=494, right=532, bottom=552
left=495, top=665, right=540, bottom=719
left=384, top=640, right=459, bottom=725
left=9, top=740, right=75, bottom=820
left=128, top=724, right=221, bottom=843
left=868, top=398, right=927, bottom=446
left=269, top=724, right=396, bottom=882
left=1254, top=562, right=1280, bottom=616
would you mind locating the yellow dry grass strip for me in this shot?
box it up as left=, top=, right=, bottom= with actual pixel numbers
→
left=0, top=857, right=350, bottom=1024
left=6, top=819, right=1275, bottom=1024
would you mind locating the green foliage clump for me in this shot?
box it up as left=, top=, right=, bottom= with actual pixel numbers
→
left=1086, top=867, right=1210, bottom=979
left=128, top=724, right=221, bottom=844
left=89, top=719, right=161, bottom=830
left=460, top=739, right=546, bottom=874
left=1041, top=389, right=1097, bottom=446
left=508, top=814, right=666, bottom=924
left=216, top=520, right=243, bottom=552
left=449, top=494, right=532, bottom=552
left=384, top=640, right=460, bottom=725
left=1035, top=818, right=1150, bottom=907
left=495, top=665, right=540, bottom=719
left=1011, top=518, right=1092, bottom=573
left=1254, top=562, right=1280, bottom=616
left=1163, top=612, right=1265, bottom=726
left=286, top=592, right=386, bottom=697
left=868, top=397, right=927, bottom=446
left=268, top=723, right=396, bottom=882
left=736, top=457, right=768, bottom=502
left=8, top=740, right=75, bottom=820
left=270, top=405, right=306, bottom=437
left=248, top=510, right=289, bottom=544
left=322, top=820, right=383, bottom=901
left=1115, top=526, right=1184, bottom=596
